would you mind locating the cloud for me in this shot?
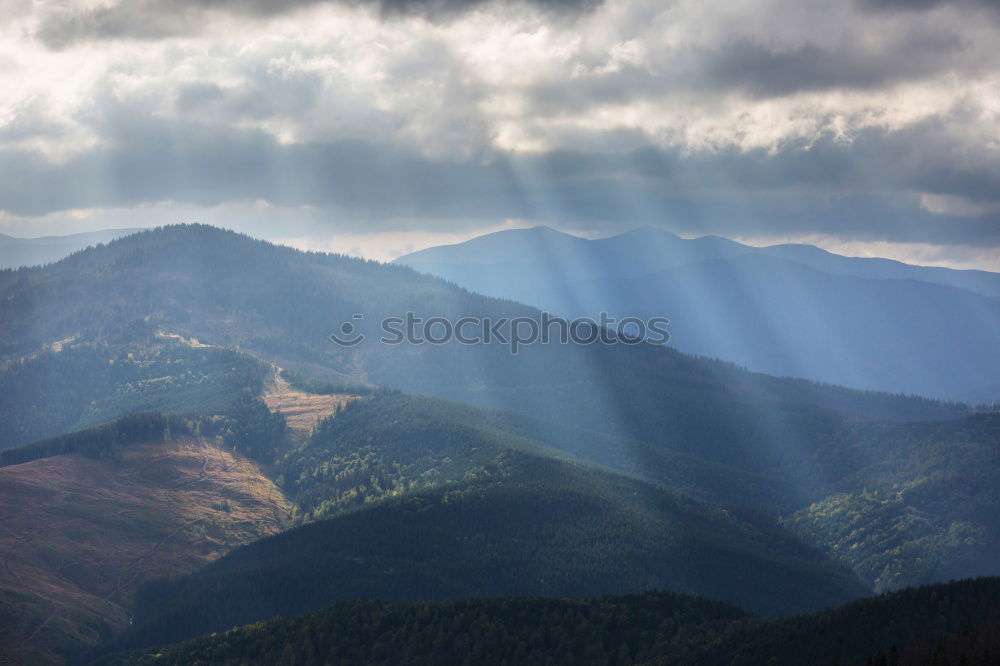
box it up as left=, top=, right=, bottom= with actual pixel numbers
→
left=34, top=0, right=601, bottom=49
left=2, top=0, right=1000, bottom=256
left=518, top=0, right=997, bottom=125
left=698, top=32, right=964, bottom=97
left=858, top=0, right=999, bottom=14
left=3, top=96, right=1000, bottom=247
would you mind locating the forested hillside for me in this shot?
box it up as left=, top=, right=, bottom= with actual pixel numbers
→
left=866, top=611, right=1000, bottom=665
left=0, top=228, right=139, bottom=270
left=6, top=0, right=1000, bottom=660
left=0, top=339, right=274, bottom=450
left=100, top=578, right=1000, bottom=666
left=0, top=226, right=970, bottom=485
left=271, top=392, right=1000, bottom=596
left=787, top=414, right=1000, bottom=591
left=0, top=226, right=965, bottom=442
left=117, top=448, right=864, bottom=651
left=278, top=392, right=802, bottom=522
left=48, top=387, right=996, bottom=662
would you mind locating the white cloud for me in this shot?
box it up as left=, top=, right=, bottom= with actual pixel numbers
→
left=273, top=218, right=539, bottom=261
left=920, top=193, right=1000, bottom=217
left=7, top=0, right=999, bottom=159
left=1, top=0, right=1000, bottom=262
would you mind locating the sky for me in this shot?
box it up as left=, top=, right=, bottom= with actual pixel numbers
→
left=1, top=0, right=999, bottom=268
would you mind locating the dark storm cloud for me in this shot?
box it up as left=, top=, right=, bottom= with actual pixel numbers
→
left=527, top=23, right=973, bottom=115
left=858, top=0, right=1000, bottom=14
left=700, top=31, right=964, bottom=97
left=0, top=109, right=526, bottom=219
left=35, top=0, right=601, bottom=49
left=620, top=123, right=995, bottom=200
left=3, top=107, right=999, bottom=246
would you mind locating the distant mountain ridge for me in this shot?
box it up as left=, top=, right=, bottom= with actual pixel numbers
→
left=0, top=227, right=141, bottom=269
left=395, top=226, right=1000, bottom=401
left=397, top=225, right=1000, bottom=299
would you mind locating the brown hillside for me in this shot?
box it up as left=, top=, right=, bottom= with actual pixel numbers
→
left=0, top=437, right=290, bottom=665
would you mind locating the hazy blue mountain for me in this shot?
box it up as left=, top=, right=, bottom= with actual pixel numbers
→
left=0, top=225, right=963, bottom=460
left=0, top=227, right=140, bottom=269
left=759, top=241, right=1000, bottom=299
left=395, top=226, right=1000, bottom=400
left=397, top=226, right=1000, bottom=299
left=528, top=255, right=1000, bottom=400
left=394, top=226, right=752, bottom=296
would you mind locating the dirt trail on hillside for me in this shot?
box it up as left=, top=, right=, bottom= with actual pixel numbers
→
left=263, top=371, right=357, bottom=442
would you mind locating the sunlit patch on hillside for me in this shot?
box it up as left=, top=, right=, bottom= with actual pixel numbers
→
left=263, top=369, right=359, bottom=444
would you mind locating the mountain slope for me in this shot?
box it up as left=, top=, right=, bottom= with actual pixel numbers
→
left=786, top=413, right=1000, bottom=591
left=101, top=578, right=1000, bottom=666
left=0, top=225, right=964, bottom=461
left=760, top=240, right=1000, bottom=300
left=118, top=450, right=865, bottom=651
left=276, top=393, right=1000, bottom=594
left=396, top=226, right=1000, bottom=400
left=0, top=339, right=273, bottom=450
left=0, top=415, right=290, bottom=665
left=278, top=392, right=805, bottom=522
left=530, top=254, right=1000, bottom=399
left=101, top=593, right=750, bottom=666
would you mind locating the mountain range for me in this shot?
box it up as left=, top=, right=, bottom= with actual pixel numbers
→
left=396, top=226, right=1000, bottom=401
left=1, top=224, right=998, bottom=663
